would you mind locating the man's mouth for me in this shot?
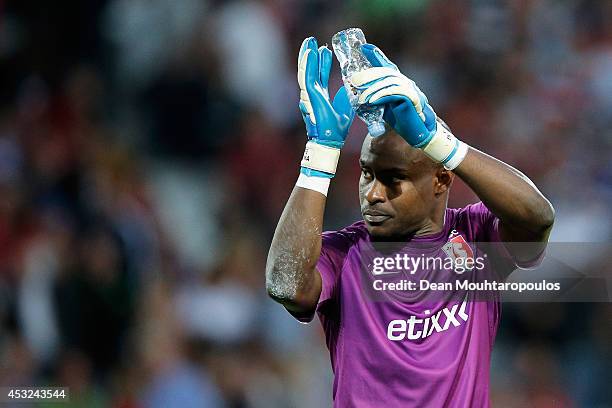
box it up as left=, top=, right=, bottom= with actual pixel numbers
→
left=362, top=210, right=391, bottom=224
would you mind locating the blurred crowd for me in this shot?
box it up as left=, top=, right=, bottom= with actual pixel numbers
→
left=0, top=0, right=610, bottom=407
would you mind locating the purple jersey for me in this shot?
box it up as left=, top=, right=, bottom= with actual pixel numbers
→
left=308, top=202, right=535, bottom=407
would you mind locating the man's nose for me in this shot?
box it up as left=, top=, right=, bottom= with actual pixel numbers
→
left=366, top=179, right=387, bottom=204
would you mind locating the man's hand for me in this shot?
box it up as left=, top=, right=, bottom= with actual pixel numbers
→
left=298, top=37, right=355, bottom=179
left=351, top=43, right=468, bottom=170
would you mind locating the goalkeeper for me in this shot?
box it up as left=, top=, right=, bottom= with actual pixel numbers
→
left=266, top=36, right=554, bottom=407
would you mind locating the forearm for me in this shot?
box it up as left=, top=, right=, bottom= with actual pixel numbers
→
left=265, top=185, right=325, bottom=312
left=453, top=147, right=555, bottom=240
left=266, top=35, right=353, bottom=312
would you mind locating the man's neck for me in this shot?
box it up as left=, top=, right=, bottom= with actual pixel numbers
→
left=412, top=198, right=449, bottom=237
left=407, top=207, right=447, bottom=239
left=372, top=215, right=446, bottom=243
left=413, top=217, right=445, bottom=237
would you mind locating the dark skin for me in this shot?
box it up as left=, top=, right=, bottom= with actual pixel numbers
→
left=266, top=129, right=555, bottom=315
left=359, top=130, right=451, bottom=241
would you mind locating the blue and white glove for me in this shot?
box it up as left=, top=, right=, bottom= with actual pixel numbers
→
left=296, top=37, right=355, bottom=196
left=351, top=43, right=468, bottom=170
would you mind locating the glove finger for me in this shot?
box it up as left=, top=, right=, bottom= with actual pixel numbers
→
left=332, top=86, right=355, bottom=123
left=366, top=93, right=404, bottom=107
left=360, top=43, right=398, bottom=69
left=318, top=46, right=332, bottom=91
left=351, top=67, right=399, bottom=87
left=298, top=37, right=320, bottom=124
left=367, top=84, right=425, bottom=121
left=358, top=77, right=401, bottom=105
left=298, top=37, right=319, bottom=90
left=414, top=85, right=436, bottom=130
left=298, top=37, right=309, bottom=64
left=297, top=39, right=309, bottom=92
left=389, top=103, right=430, bottom=146
left=422, top=103, right=436, bottom=132
left=383, top=105, right=397, bottom=128
left=304, top=50, right=337, bottom=126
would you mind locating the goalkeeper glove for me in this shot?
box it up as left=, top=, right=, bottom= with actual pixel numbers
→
left=351, top=43, right=468, bottom=170
left=296, top=37, right=355, bottom=195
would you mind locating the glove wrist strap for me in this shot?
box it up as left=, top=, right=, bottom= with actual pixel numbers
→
left=296, top=173, right=331, bottom=196
left=422, top=125, right=469, bottom=170
left=300, top=141, right=341, bottom=175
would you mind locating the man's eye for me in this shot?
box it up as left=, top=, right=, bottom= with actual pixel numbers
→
left=391, top=174, right=409, bottom=182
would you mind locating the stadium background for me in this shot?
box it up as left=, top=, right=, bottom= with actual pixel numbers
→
left=0, top=0, right=610, bottom=406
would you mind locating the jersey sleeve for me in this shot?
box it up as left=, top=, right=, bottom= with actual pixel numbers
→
left=462, top=202, right=546, bottom=270
left=317, top=230, right=349, bottom=304
left=289, top=225, right=357, bottom=323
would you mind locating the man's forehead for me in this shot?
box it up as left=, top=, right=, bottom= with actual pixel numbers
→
left=360, top=132, right=427, bottom=168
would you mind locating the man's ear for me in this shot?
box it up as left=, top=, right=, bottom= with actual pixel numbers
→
left=434, top=166, right=453, bottom=196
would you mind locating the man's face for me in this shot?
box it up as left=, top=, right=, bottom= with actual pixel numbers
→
left=359, top=131, right=445, bottom=241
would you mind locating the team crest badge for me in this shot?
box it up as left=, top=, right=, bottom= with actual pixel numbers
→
left=443, top=230, right=475, bottom=274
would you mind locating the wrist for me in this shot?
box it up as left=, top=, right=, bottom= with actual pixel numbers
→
left=300, top=140, right=341, bottom=176
left=421, top=124, right=469, bottom=170
left=296, top=172, right=331, bottom=196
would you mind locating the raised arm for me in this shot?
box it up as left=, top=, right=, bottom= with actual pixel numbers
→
left=266, top=187, right=325, bottom=314
left=352, top=43, right=554, bottom=262
left=266, top=37, right=354, bottom=314
left=453, top=147, right=554, bottom=244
